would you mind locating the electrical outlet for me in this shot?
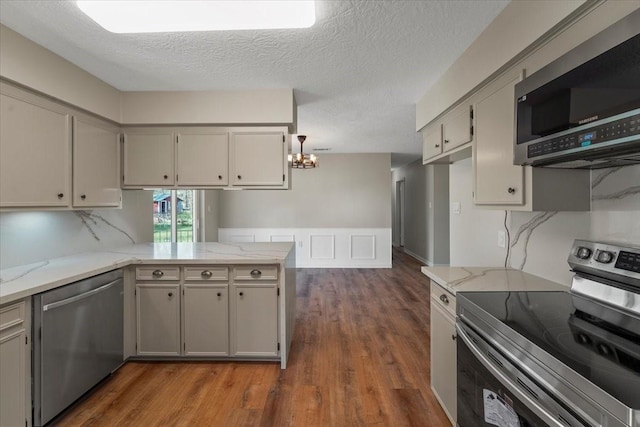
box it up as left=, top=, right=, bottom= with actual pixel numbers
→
left=498, top=230, right=506, bottom=248
left=452, top=202, right=461, bottom=215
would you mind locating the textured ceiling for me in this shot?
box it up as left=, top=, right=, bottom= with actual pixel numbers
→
left=0, top=0, right=509, bottom=168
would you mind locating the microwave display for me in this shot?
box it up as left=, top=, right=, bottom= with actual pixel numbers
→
left=516, top=34, right=640, bottom=145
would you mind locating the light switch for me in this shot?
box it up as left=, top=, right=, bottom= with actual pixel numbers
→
left=452, top=202, right=461, bottom=214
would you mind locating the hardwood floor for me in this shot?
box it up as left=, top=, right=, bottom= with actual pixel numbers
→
left=53, top=248, right=451, bottom=426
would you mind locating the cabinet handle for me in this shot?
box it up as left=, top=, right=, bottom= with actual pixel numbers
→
left=250, top=269, right=262, bottom=278
left=152, top=269, right=164, bottom=278
left=57, top=193, right=64, bottom=199
left=163, top=174, right=168, bottom=179
left=201, top=270, right=213, bottom=278
left=452, top=334, right=457, bottom=341
left=444, top=139, right=450, bottom=144
left=217, top=292, right=222, bottom=297
left=218, top=175, right=223, bottom=180
left=508, top=187, right=516, bottom=194
left=80, top=194, right=86, bottom=200
left=168, top=292, right=173, bottom=297
left=439, top=294, right=449, bottom=305
left=237, top=175, right=242, bottom=180
left=239, top=292, right=244, bottom=296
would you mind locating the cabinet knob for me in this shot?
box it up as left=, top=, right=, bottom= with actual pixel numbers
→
left=439, top=294, right=449, bottom=305
left=452, top=334, right=457, bottom=341
left=239, top=292, right=244, bottom=297
left=217, top=292, right=222, bottom=297
left=201, top=270, right=213, bottom=278
left=237, top=175, right=242, bottom=180
left=152, top=269, right=164, bottom=277
left=168, top=292, right=173, bottom=297
left=435, top=144, right=440, bottom=148
left=164, top=174, right=168, bottom=179
left=508, top=187, right=516, bottom=194
left=444, top=139, right=450, bottom=144
left=80, top=194, right=86, bottom=200
left=57, top=193, right=64, bottom=199
left=250, top=269, right=262, bottom=278
left=218, top=175, right=223, bottom=180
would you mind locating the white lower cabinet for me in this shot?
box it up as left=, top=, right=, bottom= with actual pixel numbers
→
left=0, top=299, right=31, bottom=427
left=430, top=283, right=456, bottom=426
left=233, top=284, right=278, bottom=357
left=136, top=283, right=181, bottom=356
left=134, top=265, right=279, bottom=360
left=183, top=280, right=229, bottom=356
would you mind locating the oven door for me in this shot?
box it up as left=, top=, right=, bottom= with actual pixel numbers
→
left=456, top=321, right=587, bottom=427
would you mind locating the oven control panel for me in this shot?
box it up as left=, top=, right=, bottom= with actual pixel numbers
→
left=568, top=240, right=640, bottom=283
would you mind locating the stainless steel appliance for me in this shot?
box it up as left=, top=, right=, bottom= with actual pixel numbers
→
left=514, top=9, right=640, bottom=169
left=33, top=270, right=124, bottom=426
left=457, top=240, right=640, bottom=427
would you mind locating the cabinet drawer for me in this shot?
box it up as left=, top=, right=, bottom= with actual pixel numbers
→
left=184, top=267, right=228, bottom=281
left=430, top=282, right=456, bottom=317
left=0, top=301, right=25, bottom=333
left=136, top=266, right=180, bottom=281
left=233, top=266, right=278, bottom=281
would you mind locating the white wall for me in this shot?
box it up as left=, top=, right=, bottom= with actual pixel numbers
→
left=449, top=161, right=640, bottom=285
left=215, top=153, right=393, bottom=268
left=391, top=160, right=449, bottom=265
left=0, top=191, right=153, bottom=269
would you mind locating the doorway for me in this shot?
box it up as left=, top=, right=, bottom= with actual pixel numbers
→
left=396, top=180, right=405, bottom=248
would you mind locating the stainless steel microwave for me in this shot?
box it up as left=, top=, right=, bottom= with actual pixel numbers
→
left=514, top=9, right=640, bottom=169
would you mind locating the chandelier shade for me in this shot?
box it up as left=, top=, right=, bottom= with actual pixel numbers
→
left=290, top=135, right=318, bottom=169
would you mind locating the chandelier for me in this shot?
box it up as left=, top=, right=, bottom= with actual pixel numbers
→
left=290, top=135, right=318, bottom=169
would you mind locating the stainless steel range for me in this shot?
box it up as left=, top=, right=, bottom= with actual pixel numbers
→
left=456, top=240, right=640, bottom=427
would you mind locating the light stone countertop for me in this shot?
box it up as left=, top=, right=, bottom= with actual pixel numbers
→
left=0, top=242, right=295, bottom=305
left=421, top=266, right=569, bottom=295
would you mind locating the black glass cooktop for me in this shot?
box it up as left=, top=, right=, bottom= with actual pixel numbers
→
left=460, top=291, right=640, bottom=410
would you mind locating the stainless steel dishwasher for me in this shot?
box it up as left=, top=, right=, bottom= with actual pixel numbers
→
left=32, top=269, right=124, bottom=426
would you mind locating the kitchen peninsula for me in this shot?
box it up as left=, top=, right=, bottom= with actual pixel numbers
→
left=0, top=242, right=296, bottom=426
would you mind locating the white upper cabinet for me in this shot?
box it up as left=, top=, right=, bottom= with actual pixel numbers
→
left=122, top=128, right=175, bottom=187
left=73, top=116, right=122, bottom=207
left=474, top=74, right=524, bottom=205
left=0, top=84, right=71, bottom=208
left=176, top=130, right=228, bottom=187
left=121, top=126, right=289, bottom=189
left=422, top=125, right=443, bottom=161
left=230, top=130, right=286, bottom=187
left=442, top=104, right=473, bottom=152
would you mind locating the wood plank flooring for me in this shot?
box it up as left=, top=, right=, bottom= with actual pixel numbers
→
left=53, top=248, right=451, bottom=426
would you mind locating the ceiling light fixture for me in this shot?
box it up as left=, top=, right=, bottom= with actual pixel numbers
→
left=289, top=135, right=318, bottom=169
left=76, top=1, right=316, bottom=34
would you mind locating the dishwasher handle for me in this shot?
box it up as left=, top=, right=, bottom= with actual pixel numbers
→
left=43, top=278, right=122, bottom=312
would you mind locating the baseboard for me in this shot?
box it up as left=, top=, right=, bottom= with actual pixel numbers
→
left=403, top=248, right=429, bottom=265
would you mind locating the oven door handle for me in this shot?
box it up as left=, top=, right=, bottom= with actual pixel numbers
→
left=456, top=323, right=579, bottom=427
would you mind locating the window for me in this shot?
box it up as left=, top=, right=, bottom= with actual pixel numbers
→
left=153, top=189, right=198, bottom=243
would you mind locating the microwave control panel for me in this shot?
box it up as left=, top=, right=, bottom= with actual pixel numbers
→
left=527, top=113, right=640, bottom=160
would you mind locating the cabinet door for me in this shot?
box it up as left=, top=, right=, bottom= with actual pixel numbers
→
left=123, top=130, right=175, bottom=187
left=136, top=284, right=181, bottom=355
left=230, top=131, right=285, bottom=186
left=177, top=131, right=228, bottom=186
left=474, top=75, right=524, bottom=205
left=73, top=117, right=121, bottom=207
left=430, top=300, right=457, bottom=426
left=0, top=301, right=28, bottom=427
left=233, top=285, right=278, bottom=356
left=0, top=88, right=71, bottom=208
left=183, top=284, right=229, bottom=356
left=422, top=125, right=443, bottom=162
left=442, top=104, right=472, bottom=152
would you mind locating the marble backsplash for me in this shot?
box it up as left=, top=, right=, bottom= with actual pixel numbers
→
left=0, top=191, right=153, bottom=269
left=507, top=165, right=640, bottom=284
